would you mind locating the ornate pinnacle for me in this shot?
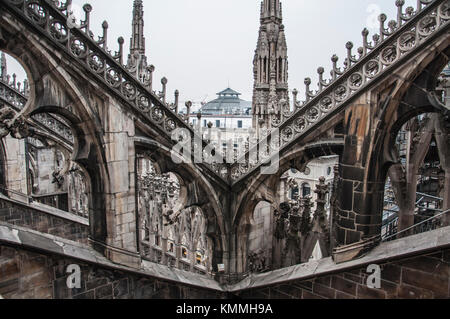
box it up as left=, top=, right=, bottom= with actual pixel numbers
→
left=130, top=0, right=145, bottom=56
left=1, top=52, right=7, bottom=82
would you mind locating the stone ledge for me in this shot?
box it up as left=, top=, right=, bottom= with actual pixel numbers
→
left=0, top=222, right=224, bottom=292
left=0, top=193, right=89, bottom=226
left=1, top=221, right=449, bottom=294
left=332, top=235, right=380, bottom=264
left=228, top=226, right=450, bottom=292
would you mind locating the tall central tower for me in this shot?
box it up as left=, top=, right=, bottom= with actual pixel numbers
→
left=252, top=0, right=289, bottom=135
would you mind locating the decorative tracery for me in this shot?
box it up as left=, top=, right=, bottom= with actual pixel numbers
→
left=137, top=155, right=213, bottom=274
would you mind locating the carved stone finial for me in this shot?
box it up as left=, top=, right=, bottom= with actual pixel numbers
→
left=314, top=177, right=329, bottom=226
left=185, top=101, right=192, bottom=122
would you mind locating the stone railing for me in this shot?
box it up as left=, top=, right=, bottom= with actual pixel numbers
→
left=382, top=209, right=450, bottom=241
left=0, top=194, right=89, bottom=243
left=0, top=78, right=28, bottom=110
left=31, top=112, right=75, bottom=144
left=2, top=0, right=188, bottom=131
left=230, top=0, right=449, bottom=182
left=1, top=0, right=231, bottom=180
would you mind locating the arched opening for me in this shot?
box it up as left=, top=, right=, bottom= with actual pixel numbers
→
left=136, top=154, right=214, bottom=275
left=275, top=157, right=337, bottom=268
left=0, top=48, right=36, bottom=117
left=0, top=51, right=94, bottom=244
left=237, top=154, right=339, bottom=274
left=280, top=156, right=338, bottom=211
left=23, top=111, right=90, bottom=219
left=0, top=52, right=29, bottom=105
left=382, top=64, right=450, bottom=240
left=383, top=113, right=447, bottom=239
left=0, top=51, right=30, bottom=198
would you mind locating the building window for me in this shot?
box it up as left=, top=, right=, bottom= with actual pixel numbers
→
left=204, top=120, right=207, bottom=127
left=192, top=119, right=197, bottom=126
left=327, top=167, right=332, bottom=176
left=182, top=247, right=188, bottom=259
left=291, top=187, right=299, bottom=200
left=196, top=253, right=203, bottom=265
left=168, top=242, right=175, bottom=253
left=302, top=183, right=311, bottom=197
left=216, top=120, right=220, bottom=128
left=238, top=120, right=243, bottom=128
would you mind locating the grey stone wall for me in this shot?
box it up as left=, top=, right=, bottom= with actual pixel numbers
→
left=0, top=245, right=225, bottom=299
left=0, top=198, right=88, bottom=244
left=1, top=244, right=448, bottom=299
left=248, top=202, right=273, bottom=266
left=235, top=249, right=450, bottom=299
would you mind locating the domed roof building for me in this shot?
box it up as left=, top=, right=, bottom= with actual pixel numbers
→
left=199, top=88, right=252, bottom=116
left=190, top=88, right=253, bottom=131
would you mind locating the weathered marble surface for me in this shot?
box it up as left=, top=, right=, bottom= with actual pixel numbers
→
left=1, top=222, right=449, bottom=294
left=0, top=222, right=223, bottom=292
left=227, top=226, right=450, bottom=292
left=0, top=193, right=88, bottom=226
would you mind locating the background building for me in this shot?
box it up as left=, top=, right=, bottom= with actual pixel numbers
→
left=190, top=88, right=252, bottom=159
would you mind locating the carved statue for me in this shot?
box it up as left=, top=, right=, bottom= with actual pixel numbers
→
left=248, top=251, right=268, bottom=273
left=300, top=197, right=313, bottom=235
left=274, top=202, right=290, bottom=240
left=0, top=106, right=31, bottom=139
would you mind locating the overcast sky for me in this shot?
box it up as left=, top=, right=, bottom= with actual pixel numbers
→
left=4, top=0, right=418, bottom=103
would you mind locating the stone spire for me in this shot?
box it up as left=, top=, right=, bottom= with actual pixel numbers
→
left=252, top=0, right=289, bottom=136
left=127, top=0, right=153, bottom=87
left=261, top=0, right=282, bottom=20
left=1, top=52, right=7, bottom=82
left=130, top=0, right=145, bottom=56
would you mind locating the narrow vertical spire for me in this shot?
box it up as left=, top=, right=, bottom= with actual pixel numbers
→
left=127, top=0, right=152, bottom=84
left=252, top=0, right=289, bottom=136
left=130, top=0, right=145, bottom=56
left=261, top=0, right=281, bottom=20
left=1, top=52, right=7, bottom=82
